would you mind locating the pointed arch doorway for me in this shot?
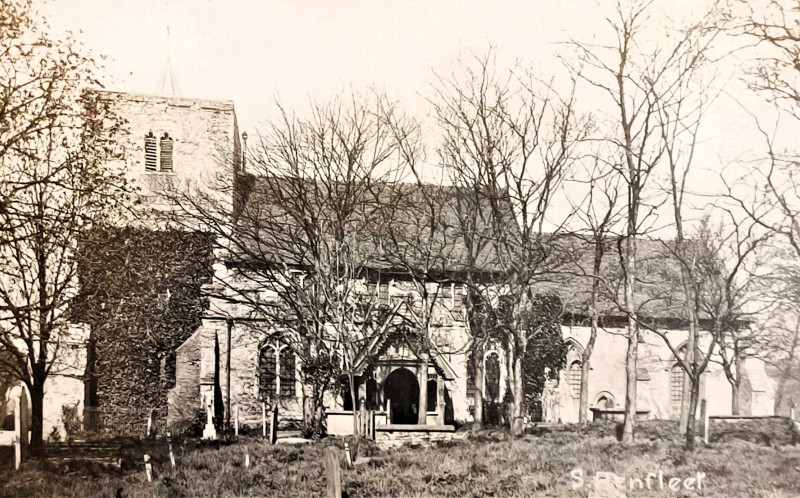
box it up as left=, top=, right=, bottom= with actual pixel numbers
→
left=384, top=368, right=419, bottom=424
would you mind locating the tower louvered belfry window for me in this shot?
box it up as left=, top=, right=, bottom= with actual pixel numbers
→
left=144, top=132, right=157, bottom=171
left=160, top=132, right=173, bottom=172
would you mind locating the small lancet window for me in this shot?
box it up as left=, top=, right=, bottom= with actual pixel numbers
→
left=144, top=131, right=157, bottom=171
left=160, top=132, right=174, bottom=172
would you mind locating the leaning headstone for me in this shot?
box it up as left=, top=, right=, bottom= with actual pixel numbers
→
left=269, top=406, right=278, bottom=444
left=167, top=431, right=176, bottom=468
left=261, top=402, right=267, bottom=438
left=202, top=401, right=216, bottom=440
left=700, top=400, right=709, bottom=445
left=343, top=442, right=353, bottom=467
left=13, top=436, right=21, bottom=471
left=143, top=454, right=153, bottom=482
left=324, top=448, right=343, bottom=498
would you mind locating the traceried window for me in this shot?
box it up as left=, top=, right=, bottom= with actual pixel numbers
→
left=259, top=347, right=276, bottom=399
left=378, top=282, right=389, bottom=305
left=466, top=351, right=476, bottom=396
left=670, top=363, right=684, bottom=407
left=427, top=373, right=437, bottom=412
left=569, top=360, right=582, bottom=398
left=279, top=347, right=296, bottom=397
left=485, top=352, right=501, bottom=402
left=259, top=343, right=296, bottom=400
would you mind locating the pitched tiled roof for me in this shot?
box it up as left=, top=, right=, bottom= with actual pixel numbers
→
left=234, top=174, right=696, bottom=320
left=234, top=174, right=506, bottom=274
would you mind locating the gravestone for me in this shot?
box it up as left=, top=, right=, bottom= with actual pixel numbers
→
left=324, top=448, right=342, bottom=498
left=202, top=396, right=216, bottom=440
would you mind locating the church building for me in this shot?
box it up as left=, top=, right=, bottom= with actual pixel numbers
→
left=3, top=90, right=778, bottom=440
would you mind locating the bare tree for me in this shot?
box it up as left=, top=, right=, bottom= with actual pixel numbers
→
left=431, top=51, right=587, bottom=435
left=716, top=0, right=800, bottom=412
left=167, top=92, right=416, bottom=437
left=645, top=216, right=765, bottom=448
left=565, top=154, right=624, bottom=425
left=0, top=0, right=129, bottom=446
left=569, top=0, right=716, bottom=442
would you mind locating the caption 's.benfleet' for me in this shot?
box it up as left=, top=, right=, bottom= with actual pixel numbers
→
left=570, top=468, right=707, bottom=493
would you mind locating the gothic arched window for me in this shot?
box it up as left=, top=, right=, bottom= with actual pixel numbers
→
left=279, top=347, right=296, bottom=397
left=466, top=351, right=476, bottom=396
left=259, top=346, right=276, bottom=399
left=485, top=352, right=501, bottom=402
left=259, top=343, right=297, bottom=400
left=670, top=363, right=684, bottom=408
left=569, top=360, right=582, bottom=398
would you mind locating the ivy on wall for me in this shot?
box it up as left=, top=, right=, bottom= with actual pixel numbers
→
left=74, top=227, right=213, bottom=434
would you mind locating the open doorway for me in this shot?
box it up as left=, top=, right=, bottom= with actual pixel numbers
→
left=384, top=368, right=419, bottom=424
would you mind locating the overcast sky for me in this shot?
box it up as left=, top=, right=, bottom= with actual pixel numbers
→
left=41, top=0, right=717, bottom=128
left=38, top=0, right=793, bottom=234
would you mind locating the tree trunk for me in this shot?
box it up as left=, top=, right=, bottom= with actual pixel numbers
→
left=83, top=330, right=98, bottom=431
left=731, top=380, right=740, bottom=416
left=472, top=345, right=484, bottom=430
left=679, top=319, right=696, bottom=435
left=348, top=374, right=359, bottom=437
left=774, top=373, right=785, bottom=416
left=622, top=235, right=638, bottom=443
left=581, top=240, right=604, bottom=426
left=418, top=354, right=428, bottom=425
left=775, top=323, right=800, bottom=415
left=29, top=380, right=44, bottom=447
left=302, top=383, right=316, bottom=431
left=684, top=376, right=700, bottom=451
left=510, top=340, right=525, bottom=436
left=579, top=319, right=596, bottom=426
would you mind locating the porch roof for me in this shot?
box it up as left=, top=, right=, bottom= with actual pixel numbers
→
left=353, top=301, right=457, bottom=381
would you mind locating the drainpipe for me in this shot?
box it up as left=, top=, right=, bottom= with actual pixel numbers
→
left=226, top=317, right=233, bottom=427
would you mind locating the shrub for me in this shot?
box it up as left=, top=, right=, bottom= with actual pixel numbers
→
left=61, top=404, right=82, bottom=440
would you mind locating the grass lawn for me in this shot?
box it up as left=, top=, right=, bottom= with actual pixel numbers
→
left=1, top=420, right=798, bottom=497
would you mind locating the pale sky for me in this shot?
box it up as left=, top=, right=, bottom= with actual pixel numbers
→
left=41, top=0, right=715, bottom=129
left=38, top=0, right=794, bottom=235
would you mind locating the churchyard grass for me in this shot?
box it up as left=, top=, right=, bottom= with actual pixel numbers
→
left=1, top=420, right=799, bottom=497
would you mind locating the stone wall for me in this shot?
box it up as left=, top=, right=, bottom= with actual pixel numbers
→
left=557, top=325, right=777, bottom=423
left=42, top=324, right=89, bottom=440
left=167, top=326, right=204, bottom=428
left=375, top=426, right=460, bottom=449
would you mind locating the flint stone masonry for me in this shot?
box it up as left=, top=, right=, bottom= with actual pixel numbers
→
left=43, top=324, right=89, bottom=439
left=167, top=326, right=203, bottom=428
left=95, top=90, right=241, bottom=213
